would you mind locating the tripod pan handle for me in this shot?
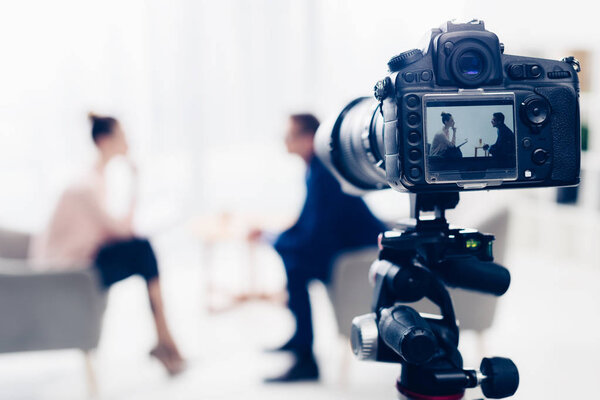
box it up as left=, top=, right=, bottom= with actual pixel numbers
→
left=480, top=357, right=520, bottom=398
left=437, top=258, right=510, bottom=296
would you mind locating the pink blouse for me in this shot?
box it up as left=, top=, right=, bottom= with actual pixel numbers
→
left=30, top=170, right=133, bottom=268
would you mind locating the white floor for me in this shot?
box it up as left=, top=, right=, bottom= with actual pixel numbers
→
left=0, top=225, right=599, bottom=400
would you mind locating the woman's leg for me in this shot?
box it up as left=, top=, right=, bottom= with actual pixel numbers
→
left=147, top=277, right=183, bottom=357
left=95, top=238, right=185, bottom=375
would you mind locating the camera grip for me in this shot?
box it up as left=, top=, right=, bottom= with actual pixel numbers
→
left=534, top=86, right=580, bottom=183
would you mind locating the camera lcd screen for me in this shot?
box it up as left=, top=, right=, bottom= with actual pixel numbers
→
left=423, top=94, right=518, bottom=184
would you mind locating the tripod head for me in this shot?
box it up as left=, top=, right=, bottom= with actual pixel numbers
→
left=351, top=192, right=519, bottom=399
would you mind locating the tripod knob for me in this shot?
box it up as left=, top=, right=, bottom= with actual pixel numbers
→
left=351, top=313, right=379, bottom=361
left=480, top=357, right=519, bottom=398
left=379, top=306, right=437, bottom=365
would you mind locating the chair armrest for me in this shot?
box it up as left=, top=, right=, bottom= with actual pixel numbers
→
left=0, top=264, right=108, bottom=353
left=0, top=228, right=31, bottom=259
left=0, top=259, right=89, bottom=275
left=327, top=246, right=380, bottom=338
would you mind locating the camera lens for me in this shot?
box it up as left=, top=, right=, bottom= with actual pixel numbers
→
left=314, top=97, right=387, bottom=192
left=458, top=50, right=484, bottom=77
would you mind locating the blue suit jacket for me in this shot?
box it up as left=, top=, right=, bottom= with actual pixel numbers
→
left=489, top=123, right=516, bottom=161
left=274, top=156, right=386, bottom=280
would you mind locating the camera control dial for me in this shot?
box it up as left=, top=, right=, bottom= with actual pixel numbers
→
left=521, top=96, right=550, bottom=128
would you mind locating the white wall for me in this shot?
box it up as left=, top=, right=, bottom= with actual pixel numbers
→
left=0, top=0, right=595, bottom=231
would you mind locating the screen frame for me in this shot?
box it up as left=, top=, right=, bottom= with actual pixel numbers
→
left=422, top=91, right=519, bottom=186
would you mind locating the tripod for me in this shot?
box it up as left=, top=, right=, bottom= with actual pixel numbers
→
left=351, top=192, right=519, bottom=399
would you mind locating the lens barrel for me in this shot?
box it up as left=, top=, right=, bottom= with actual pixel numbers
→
left=314, top=97, right=387, bottom=193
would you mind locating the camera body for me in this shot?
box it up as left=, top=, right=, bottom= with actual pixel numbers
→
left=381, top=20, right=580, bottom=192
left=317, top=20, right=581, bottom=194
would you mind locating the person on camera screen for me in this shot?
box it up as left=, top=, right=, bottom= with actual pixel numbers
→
left=484, top=112, right=516, bottom=162
left=430, top=112, right=463, bottom=159
left=248, top=113, right=386, bottom=383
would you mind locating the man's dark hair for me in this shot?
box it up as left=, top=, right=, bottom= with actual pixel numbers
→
left=441, top=112, right=452, bottom=125
left=493, top=112, right=505, bottom=124
left=290, top=113, right=320, bottom=136
left=88, top=112, right=118, bottom=143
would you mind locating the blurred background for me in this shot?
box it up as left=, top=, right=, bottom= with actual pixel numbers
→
left=0, top=0, right=598, bottom=399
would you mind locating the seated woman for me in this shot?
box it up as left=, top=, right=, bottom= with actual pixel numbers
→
left=30, top=113, right=185, bottom=375
left=430, top=112, right=462, bottom=159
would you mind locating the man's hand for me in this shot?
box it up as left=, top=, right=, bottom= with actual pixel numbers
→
left=247, top=228, right=263, bottom=242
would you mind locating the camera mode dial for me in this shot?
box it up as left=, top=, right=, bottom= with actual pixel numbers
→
left=388, top=49, right=423, bottom=72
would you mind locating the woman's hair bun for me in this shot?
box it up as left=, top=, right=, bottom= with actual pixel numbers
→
left=88, top=112, right=118, bottom=143
left=441, top=112, right=452, bottom=124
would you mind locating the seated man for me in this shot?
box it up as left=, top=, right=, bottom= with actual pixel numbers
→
left=249, top=113, right=386, bottom=383
left=484, top=112, right=516, bottom=163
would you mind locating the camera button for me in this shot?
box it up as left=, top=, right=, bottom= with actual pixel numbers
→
left=532, top=149, right=549, bottom=165
left=420, top=70, right=432, bottom=81
left=404, top=72, right=416, bottom=83
left=522, top=137, right=532, bottom=149
left=529, top=65, right=542, bottom=78
left=409, top=167, right=421, bottom=179
left=407, top=112, right=420, bottom=127
left=524, top=169, right=534, bottom=179
left=409, top=149, right=421, bottom=162
left=408, top=131, right=421, bottom=144
left=508, top=64, right=525, bottom=79
left=406, top=95, right=420, bottom=108
left=443, top=42, right=454, bottom=55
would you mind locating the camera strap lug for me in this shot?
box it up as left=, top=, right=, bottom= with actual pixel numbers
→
left=561, top=56, right=581, bottom=73
left=374, top=76, right=393, bottom=103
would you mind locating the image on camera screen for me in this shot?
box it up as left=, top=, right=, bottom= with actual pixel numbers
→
left=423, top=95, right=518, bottom=184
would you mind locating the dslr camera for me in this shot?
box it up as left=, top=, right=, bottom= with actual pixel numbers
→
left=316, top=19, right=580, bottom=194
left=315, top=20, right=581, bottom=399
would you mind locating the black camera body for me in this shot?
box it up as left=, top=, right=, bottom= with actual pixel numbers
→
left=314, top=20, right=560, bottom=399
left=383, top=20, right=580, bottom=192
left=316, top=20, right=581, bottom=194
